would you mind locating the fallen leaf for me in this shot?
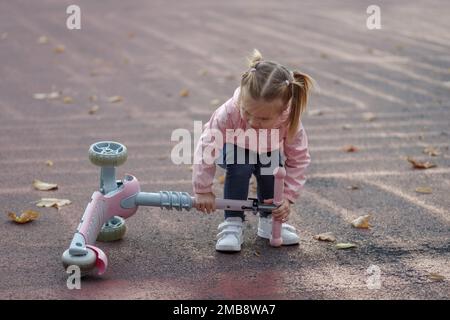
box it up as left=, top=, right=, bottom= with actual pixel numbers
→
left=62, top=96, right=73, bottom=104
left=33, top=93, right=48, bottom=100
left=254, top=250, right=261, bottom=257
left=346, top=185, right=360, bottom=190
left=210, top=99, right=220, bottom=106
left=45, top=160, right=54, bottom=167
left=88, top=105, right=99, bottom=114
left=308, top=109, right=324, bottom=116
left=8, top=210, right=39, bottom=224
left=343, top=145, right=359, bottom=152
left=179, top=89, right=189, bottom=97
left=429, top=273, right=445, bottom=282
left=407, top=157, right=437, bottom=169
left=342, top=124, right=352, bottom=130
left=54, top=45, right=65, bottom=53
left=36, top=198, right=71, bottom=209
left=109, top=95, right=123, bottom=103
left=33, top=179, right=58, bottom=191
left=250, top=176, right=257, bottom=192
left=37, top=36, right=48, bottom=44
left=313, top=232, right=336, bottom=242
left=89, top=95, right=98, bottom=102
left=423, top=146, right=441, bottom=157
left=217, top=175, right=225, bottom=184
left=47, top=91, right=60, bottom=100
left=351, top=215, right=371, bottom=229
left=336, top=243, right=357, bottom=249
left=363, top=112, right=377, bottom=122
left=415, top=187, right=432, bottom=194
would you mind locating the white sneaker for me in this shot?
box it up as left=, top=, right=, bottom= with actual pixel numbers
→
left=257, top=216, right=299, bottom=245
left=216, top=217, right=244, bottom=252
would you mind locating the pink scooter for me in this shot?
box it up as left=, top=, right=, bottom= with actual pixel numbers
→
left=62, top=141, right=285, bottom=276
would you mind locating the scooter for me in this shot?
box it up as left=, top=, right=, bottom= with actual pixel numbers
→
left=61, top=141, right=286, bottom=276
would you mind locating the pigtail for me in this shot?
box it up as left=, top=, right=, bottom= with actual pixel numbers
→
left=247, top=49, right=263, bottom=68
left=241, top=49, right=264, bottom=100
left=287, top=71, right=313, bottom=142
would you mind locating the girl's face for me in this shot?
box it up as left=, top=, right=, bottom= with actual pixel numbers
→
left=239, top=96, right=285, bottom=129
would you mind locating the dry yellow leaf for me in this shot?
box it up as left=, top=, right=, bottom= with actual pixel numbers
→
left=8, top=210, right=39, bottom=224
left=336, top=243, right=357, bottom=249
left=249, top=176, right=257, bottom=192
left=343, top=145, right=359, bottom=152
left=33, top=179, right=58, bottom=191
left=179, top=89, right=189, bottom=97
left=38, top=36, right=49, bottom=44
left=198, top=69, right=208, bottom=76
left=33, top=93, right=48, bottom=100
left=62, top=96, right=73, bottom=104
left=54, top=45, right=65, bottom=53
left=407, top=157, right=437, bottom=169
left=313, top=232, right=336, bottom=242
left=210, top=99, right=220, bottom=106
left=36, top=198, right=71, bottom=209
left=217, top=175, right=225, bottom=184
left=429, top=273, right=445, bottom=282
left=45, top=160, right=54, bottom=167
left=88, top=105, right=99, bottom=114
left=423, top=146, right=441, bottom=157
left=109, top=96, right=123, bottom=103
left=47, top=91, right=60, bottom=100
left=415, top=187, right=432, bottom=194
left=308, top=109, right=324, bottom=116
left=363, top=112, right=377, bottom=122
left=351, top=215, right=371, bottom=229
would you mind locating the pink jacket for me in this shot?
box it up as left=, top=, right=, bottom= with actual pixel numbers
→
left=192, top=87, right=311, bottom=203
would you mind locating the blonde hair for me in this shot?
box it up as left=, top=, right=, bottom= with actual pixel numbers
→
left=240, top=49, right=314, bottom=142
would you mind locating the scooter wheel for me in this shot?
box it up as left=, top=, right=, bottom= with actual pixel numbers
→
left=97, top=216, right=127, bottom=242
left=88, top=141, right=127, bottom=167
left=62, top=248, right=97, bottom=275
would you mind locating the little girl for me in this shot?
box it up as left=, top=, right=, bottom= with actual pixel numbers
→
left=192, top=49, right=312, bottom=252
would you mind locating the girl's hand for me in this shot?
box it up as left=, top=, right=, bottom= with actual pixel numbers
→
left=195, top=192, right=216, bottom=214
left=264, top=198, right=291, bottom=222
